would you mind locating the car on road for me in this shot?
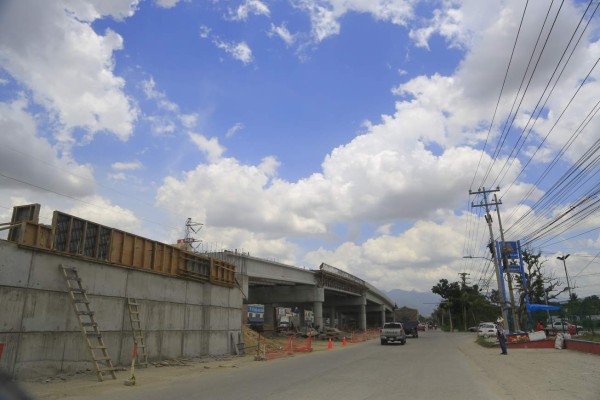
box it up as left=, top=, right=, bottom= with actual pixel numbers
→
left=477, top=322, right=497, bottom=338
left=468, top=325, right=479, bottom=332
left=380, top=322, right=407, bottom=345
left=418, top=323, right=427, bottom=331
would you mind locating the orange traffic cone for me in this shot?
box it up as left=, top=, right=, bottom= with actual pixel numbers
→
left=328, top=338, right=333, bottom=349
left=342, top=336, right=347, bottom=346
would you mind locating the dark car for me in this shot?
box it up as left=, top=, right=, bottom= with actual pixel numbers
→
left=401, top=320, right=419, bottom=338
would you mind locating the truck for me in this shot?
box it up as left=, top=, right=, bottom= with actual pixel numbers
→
left=380, top=322, right=407, bottom=345
left=400, top=320, right=419, bottom=338
left=393, top=306, right=420, bottom=338
left=544, top=320, right=583, bottom=335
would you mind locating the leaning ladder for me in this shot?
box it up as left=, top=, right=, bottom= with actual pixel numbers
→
left=59, top=265, right=117, bottom=382
left=127, top=298, right=149, bottom=367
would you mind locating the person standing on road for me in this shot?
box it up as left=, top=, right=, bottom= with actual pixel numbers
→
left=497, top=317, right=507, bottom=355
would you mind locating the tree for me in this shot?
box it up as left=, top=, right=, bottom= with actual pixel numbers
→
left=514, top=249, right=569, bottom=329
left=432, top=279, right=497, bottom=331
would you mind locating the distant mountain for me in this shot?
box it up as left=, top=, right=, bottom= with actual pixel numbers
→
left=386, top=289, right=443, bottom=317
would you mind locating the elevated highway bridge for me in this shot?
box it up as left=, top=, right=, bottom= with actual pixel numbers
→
left=213, top=251, right=396, bottom=331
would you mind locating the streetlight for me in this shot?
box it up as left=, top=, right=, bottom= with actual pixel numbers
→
left=557, top=254, right=573, bottom=300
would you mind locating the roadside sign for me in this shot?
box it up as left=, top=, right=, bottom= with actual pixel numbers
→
left=501, top=241, right=519, bottom=259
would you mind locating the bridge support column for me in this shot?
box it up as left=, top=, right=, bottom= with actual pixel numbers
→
left=330, top=306, right=336, bottom=328
left=381, top=305, right=386, bottom=326
left=264, top=303, right=275, bottom=329
left=314, top=301, right=323, bottom=331
left=359, top=296, right=367, bottom=331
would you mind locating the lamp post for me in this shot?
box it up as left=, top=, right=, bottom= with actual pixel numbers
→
left=557, top=254, right=572, bottom=300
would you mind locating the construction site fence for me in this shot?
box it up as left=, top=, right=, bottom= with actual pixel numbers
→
left=255, top=335, right=313, bottom=360
left=350, top=328, right=381, bottom=343
left=253, top=329, right=381, bottom=361
left=5, top=204, right=235, bottom=287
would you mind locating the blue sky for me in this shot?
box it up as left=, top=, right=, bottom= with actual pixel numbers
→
left=1, top=0, right=599, bottom=305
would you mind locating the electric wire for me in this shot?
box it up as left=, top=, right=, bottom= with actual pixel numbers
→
left=479, top=0, right=562, bottom=188
left=492, top=0, right=598, bottom=191
left=469, top=0, right=530, bottom=191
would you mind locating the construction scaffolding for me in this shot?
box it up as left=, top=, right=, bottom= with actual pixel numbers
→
left=6, top=204, right=236, bottom=288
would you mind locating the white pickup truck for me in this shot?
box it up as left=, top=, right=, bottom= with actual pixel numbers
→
left=380, top=322, right=407, bottom=345
left=545, top=320, right=583, bottom=335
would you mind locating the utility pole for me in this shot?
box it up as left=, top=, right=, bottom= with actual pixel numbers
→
left=458, top=272, right=470, bottom=287
left=458, top=272, right=470, bottom=331
left=494, top=193, right=520, bottom=332
left=470, top=187, right=508, bottom=331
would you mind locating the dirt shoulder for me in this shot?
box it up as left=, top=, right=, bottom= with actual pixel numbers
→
left=457, top=334, right=600, bottom=400
left=18, top=331, right=338, bottom=400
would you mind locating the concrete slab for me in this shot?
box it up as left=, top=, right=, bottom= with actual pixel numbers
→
left=21, top=290, right=70, bottom=332
left=124, top=270, right=187, bottom=303
left=0, top=241, right=32, bottom=287
left=203, top=285, right=230, bottom=307
left=144, top=301, right=166, bottom=331
left=207, top=331, right=228, bottom=355
left=228, top=308, right=242, bottom=327
left=16, top=332, right=66, bottom=365
left=0, top=287, right=26, bottom=332
left=229, top=286, right=243, bottom=306
left=162, top=278, right=187, bottom=304
left=0, top=240, right=243, bottom=379
left=27, top=254, right=73, bottom=292
left=118, top=332, right=136, bottom=366
left=206, top=307, right=229, bottom=330
left=61, top=332, right=92, bottom=362
left=144, top=331, right=162, bottom=361
left=185, top=281, right=205, bottom=305
left=160, top=331, right=183, bottom=359
left=78, top=262, right=128, bottom=298
left=163, top=303, right=185, bottom=330
left=84, top=296, right=125, bottom=332
left=0, top=333, right=19, bottom=376
left=183, top=304, right=204, bottom=331
left=124, top=271, right=167, bottom=301
left=182, top=331, right=203, bottom=356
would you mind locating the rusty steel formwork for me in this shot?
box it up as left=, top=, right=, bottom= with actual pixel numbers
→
left=5, top=204, right=235, bottom=287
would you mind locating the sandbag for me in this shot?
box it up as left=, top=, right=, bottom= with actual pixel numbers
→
left=554, top=333, right=564, bottom=349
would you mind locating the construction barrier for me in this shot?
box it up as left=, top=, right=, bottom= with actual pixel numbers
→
left=351, top=328, right=381, bottom=343
left=264, top=336, right=294, bottom=360
left=292, top=335, right=312, bottom=353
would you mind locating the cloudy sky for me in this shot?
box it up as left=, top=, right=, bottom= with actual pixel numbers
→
left=1, top=0, right=599, bottom=303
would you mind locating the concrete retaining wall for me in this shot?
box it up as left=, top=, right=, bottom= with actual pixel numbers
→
left=0, top=240, right=243, bottom=379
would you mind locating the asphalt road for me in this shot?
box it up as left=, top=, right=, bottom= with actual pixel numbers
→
left=22, top=329, right=600, bottom=400
left=38, top=330, right=501, bottom=400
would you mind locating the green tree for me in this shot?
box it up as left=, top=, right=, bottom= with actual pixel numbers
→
left=514, top=249, right=569, bottom=330
left=432, top=279, right=498, bottom=331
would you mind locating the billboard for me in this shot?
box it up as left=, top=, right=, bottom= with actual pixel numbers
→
left=248, top=304, right=264, bottom=323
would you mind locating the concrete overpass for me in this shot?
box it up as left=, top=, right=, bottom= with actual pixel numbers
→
left=212, top=251, right=396, bottom=331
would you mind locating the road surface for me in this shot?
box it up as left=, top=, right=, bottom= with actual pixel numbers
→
left=21, top=330, right=600, bottom=400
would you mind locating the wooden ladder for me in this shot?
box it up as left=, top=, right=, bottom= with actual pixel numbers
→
left=127, top=298, right=149, bottom=367
left=59, top=265, right=117, bottom=382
